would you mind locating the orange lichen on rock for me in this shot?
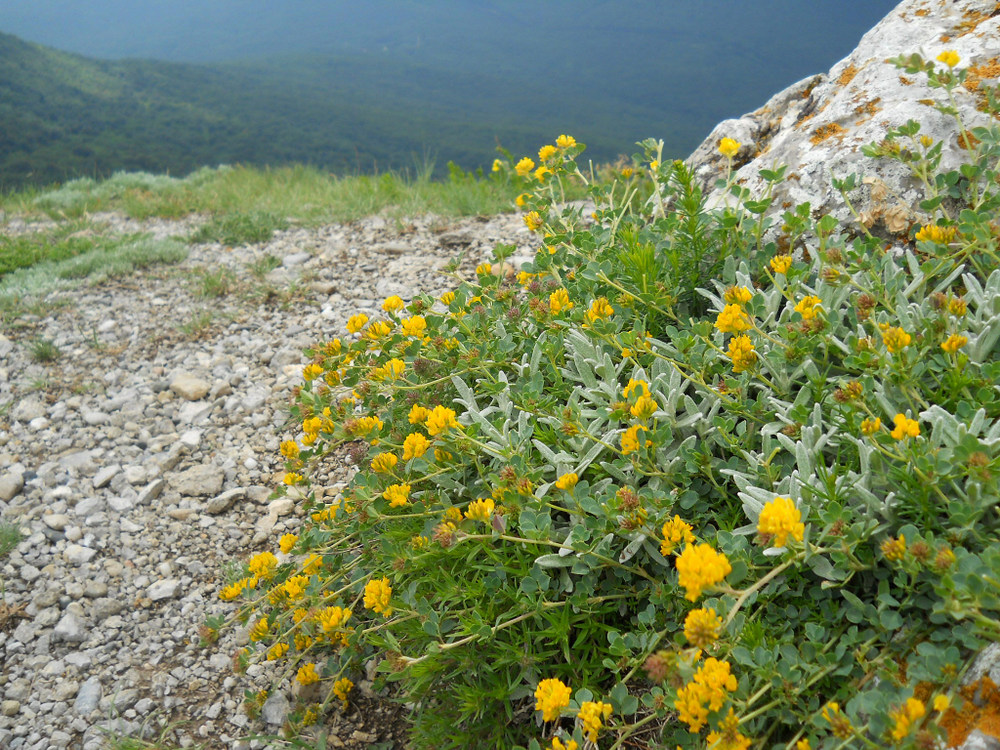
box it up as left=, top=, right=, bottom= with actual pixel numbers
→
left=899, top=76, right=914, bottom=86
left=963, top=57, right=1000, bottom=113
left=953, top=4, right=1000, bottom=37
left=939, top=676, right=1000, bottom=747
left=838, top=64, right=859, bottom=87
left=811, top=123, right=847, bottom=145
left=854, top=97, right=882, bottom=118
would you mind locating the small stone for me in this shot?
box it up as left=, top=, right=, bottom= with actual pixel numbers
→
left=29, top=416, right=50, bottom=431
left=75, top=677, right=103, bottom=715
left=20, top=564, right=40, bottom=582
left=169, top=464, right=224, bottom=497
left=123, top=465, right=147, bottom=485
left=91, top=598, right=124, bottom=622
left=11, top=397, right=45, bottom=422
left=1, top=700, right=19, bottom=717
left=268, top=497, right=295, bottom=516
left=54, top=612, right=88, bottom=643
left=204, top=487, right=246, bottom=514
left=43, top=514, right=71, bottom=531
left=108, top=495, right=135, bottom=511
left=92, top=464, right=121, bottom=489
left=147, top=579, right=181, bottom=601
left=0, top=471, right=24, bottom=501
left=82, top=411, right=110, bottom=426
left=179, top=429, right=202, bottom=448
left=137, top=478, right=165, bottom=504
left=261, top=692, right=289, bottom=726
left=177, top=401, right=213, bottom=424
left=282, top=252, right=311, bottom=267
left=170, top=373, right=211, bottom=400
left=961, top=731, right=1000, bottom=750
left=63, top=544, right=97, bottom=565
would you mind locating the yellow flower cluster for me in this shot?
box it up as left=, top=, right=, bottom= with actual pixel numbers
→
left=534, top=678, right=572, bottom=722
left=550, top=738, right=578, bottom=750
left=727, top=334, right=756, bottom=373
left=515, top=157, right=535, bottom=177
left=889, top=698, right=926, bottom=742
left=936, top=50, right=960, bottom=68
left=248, top=551, right=278, bottom=579
left=723, top=286, right=753, bottom=306
left=684, top=607, right=723, bottom=648
left=578, top=700, right=613, bottom=742
left=333, top=677, right=354, bottom=707
left=296, top=662, right=320, bottom=686
left=880, top=326, right=911, bottom=353
left=714, top=304, right=752, bottom=334
left=621, top=424, right=650, bottom=455
left=401, top=315, right=427, bottom=338
left=757, top=497, right=805, bottom=547
left=524, top=211, right=543, bottom=232
left=770, top=254, right=793, bottom=275
left=915, top=223, right=957, bottom=243
left=346, top=313, right=368, bottom=334
left=382, top=483, right=411, bottom=507
left=370, top=452, right=398, bottom=473
left=402, top=432, right=430, bottom=460
left=675, top=543, right=732, bottom=601
left=555, top=472, right=578, bottom=491
left=630, top=394, right=657, bottom=419
left=941, top=333, right=968, bottom=353
left=465, top=497, right=495, bottom=522
left=364, top=577, right=393, bottom=616
left=317, top=605, right=352, bottom=636
left=250, top=616, right=270, bottom=642
left=708, top=708, right=752, bottom=750
left=426, top=405, right=459, bottom=436
left=280, top=440, right=300, bottom=460
left=822, top=702, right=854, bottom=738
left=549, top=288, right=573, bottom=314
left=660, top=515, right=695, bottom=556
left=718, top=138, right=741, bottom=158
left=585, top=297, right=615, bottom=323
left=674, top=657, right=738, bottom=731
left=794, top=295, right=822, bottom=320
left=266, top=642, right=289, bottom=660
left=556, top=134, right=576, bottom=149
left=382, top=295, right=405, bottom=313
left=365, top=320, right=393, bottom=340
left=890, top=413, right=920, bottom=440
left=882, top=534, right=906, bottom=561
left=861, top=417, right=882, bottom=436
left=302, top=363, right=324, bottom=381
left=408, top=404, right=430, bottom=424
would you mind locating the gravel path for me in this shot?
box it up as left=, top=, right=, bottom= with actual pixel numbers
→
left=0, top=210, right=533, bottom=749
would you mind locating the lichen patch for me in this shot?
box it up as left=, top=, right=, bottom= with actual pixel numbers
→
left=810, top=122, right=847, bottom=145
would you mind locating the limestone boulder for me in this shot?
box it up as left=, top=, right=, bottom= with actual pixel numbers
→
left=687, top=0, right=1000, bottom=239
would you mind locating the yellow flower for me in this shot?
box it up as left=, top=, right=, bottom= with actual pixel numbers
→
left=585, top=297, right=614, bottom=323
left=555, top=134, right=577, bottom=149
left=364, top=577, right=392, bottom=616
left=861, top=417, right=882, bottom=436
left=382, top=483, right=411, bottom=508
left=621, top=166, right=634, bottom=178
left=621, top=424, right=650, bottom=455
left=948, top=297, right=967, bottom=316
left=770, top=254, right=793, bottom=274
left=524, top=211, right=544, bottom=232
left=372, top=357, right=406, bottom=381
left=941, top=333, right=968, bottom=353
left=515, top=192, right=530, bottom=207
left=550, top=738, right=578, bottom=750
left=882, top=534, right=907, bottom=561
left=408, top=404, right=430, bottom=424
left=266, top=642, right=289, bottom=661
left=382, top=295, right=405, bottom=313
left=822, top=702, right=854, bottom=738
left=440, top=291, right=456, bottom=306
left=465, top=497, right=495, bottom=522
left=915, top=224, right=957, bottom=243
left=549, top=288, right=574, bottom=314
left=796, top=740, right=811, bottom=750
left=890, top=413, right=920, bottom=440
left=675, top=543, right=732, bottom=601
left=881, top=326, right=911, bottom=353
left=426, top=405, right=459, bottom=436
left=534, top=678, right=572, bottom=722
left=555, top=472, right=579, bottom=491
left=248, top=551, right=278, bottom=579
left=402, top=432, right=430, bottom=461
left=434, top=448, right=453, bottom=463
left=578, top=701, right=613, bottom=743
left=515, top=157, right=536, bottom=176
left=346, top=313, right=369, bottom=334
left=757, top=497, right=805, bottom=547
left=370, top=452, right=399, bottom=473
left=718, top=137, right=741, bottom=158
left=333, top=677, right=354, bottom=707
left=317, top=605, right=352, bottom=635
left=889, top=698, right=926, bottom=742
left=707, top=708, right=752, bottom=750
left=282, top=575, right=310, bottom=601
left=794, top=295, right=822, bottom=320
left=715, top=304, right=752, bottom=333
left=675, top=658, right=738, bottom=732
left=631, top=394, right=658, bottom=419
left=491, top=158, right=502, bottom=172
left=534, top=165, right=553, bottom=182
left=623, top=379, right=650, bottom=399
left=933, top=695, right=950, bottom=712
left=302, top=363, right=324, bottom=381
left=660, top=515, right=695, bottom=556
left=296, top=663, right=320, bottom=686
left=650, top=159, right=659, bottom=171
left=249, top=617, right=270, bottom=642
left=727, top=334, right=756, bottom=373
left=937, top=50, right=960, bottom=68
left=365, top=320, right=393, bottom=340
left=401, top=315, right=427, bottom=337
left=723, top=286, right=753, bottom=306
left=353, top=415, right=384, bottom=436
left=278, top=533, right=298, bottom=554
left=280, top=440, right=300, bottom=460
left=302, top=553, right=323, bottom=575
left=684, top=607, right=723, bottom=648
left=219, top=577, right=252, bottom=601
left=476, top=262, right=492, bottom=276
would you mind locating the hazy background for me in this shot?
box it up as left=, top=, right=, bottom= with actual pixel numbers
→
left=0, top=1, right=899, bottom=188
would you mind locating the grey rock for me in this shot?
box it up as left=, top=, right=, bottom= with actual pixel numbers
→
left=0, top=471, right=24, bottom=501
left=1, top=700, right=19, bottom=717
left=82, top=411, right=110, bottom=426
left=204, top=487, right=246, bottom=514
left=75, top=677, right=103, bottom=715
left=177, top=401, right=213, bottom=424
left=964, top=642, right=1000, bottom=688
left=147, top=578, right=181, bottom=601
left=261, top=691, right=289, bottom=726
left=169, top=373, right=211, bottom=401
left=53, top=612, right=88, bottom=643
left=90, top=598, right=124, bottom=622
left=137, top=478, right=165, bottom=504
left=92, top=464, right=121, bottom=489
left=282, top=252, right=311, bottom=267
left=169, top=464, right=224, bottom=497
left=42, top=514, right=71, bottom=531
left=63, top=544, right=97, bottom=565
left=961, top=731, right=1000, bottom=750
left=11, top=397, right=45, bottom=422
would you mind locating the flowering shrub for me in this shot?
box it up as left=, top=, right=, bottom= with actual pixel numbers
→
left=216, top=55, right=1000, bottom=749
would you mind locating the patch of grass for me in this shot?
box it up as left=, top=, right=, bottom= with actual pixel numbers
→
left=0, top=521, right=21, bottom=559
left=248, top=254, right=282, bottom=279
left=0, top=235, right=188, bottom=316
left=0, top=223, right=102, bottom=277
left=192, top=266, right=239, bottom=298
left=29, top=337, right=61, bottom=363
left=189, top=211, right=289, bottom=246
left=178, top=311, right=214, bottom=337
